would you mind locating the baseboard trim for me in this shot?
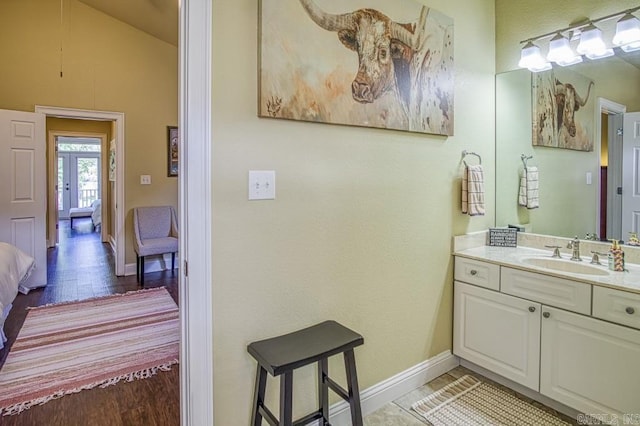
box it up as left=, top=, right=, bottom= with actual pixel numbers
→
left=328, top=350, right=459, bottom=425
left=124, top=253, right=180, bottom=276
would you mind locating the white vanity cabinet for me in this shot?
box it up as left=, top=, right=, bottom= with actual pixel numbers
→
left=540, top=306, right=640, bottom=415
left=453, top=255, right=640, bottom=416
left=454, top=281, right=541, bottom=390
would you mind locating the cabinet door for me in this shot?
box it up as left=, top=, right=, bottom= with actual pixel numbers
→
left=541, top=306, right=640, bottom=415
left=454, top=281, right=541, bottom=390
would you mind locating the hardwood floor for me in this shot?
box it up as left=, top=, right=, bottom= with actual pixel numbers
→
left=0, top=219, right=179, bottom=426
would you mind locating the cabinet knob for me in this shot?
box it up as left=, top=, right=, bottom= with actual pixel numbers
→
left=470, top=270, right=478, bottom=276
left=543, top=312, right=550, bottom=318
left=529, top=306, right=536, bottom=313
left=626, top=307, right=636, bottom=315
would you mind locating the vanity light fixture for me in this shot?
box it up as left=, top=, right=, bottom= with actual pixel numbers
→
left=546, top=33, right=582, bottom=66
left=576, top=24, right=614, bottom=59
left=518, top=6, right=640, bottom=72
left=518, top=42, right=552, bottom=72
left=612, top=13, right=640, bottom=52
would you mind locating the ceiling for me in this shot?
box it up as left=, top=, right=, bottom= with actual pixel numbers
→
left=78, top=0, right=178, bottom=46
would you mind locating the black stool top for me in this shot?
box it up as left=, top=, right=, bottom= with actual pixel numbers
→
left=247, top=320, right=364, bottom=376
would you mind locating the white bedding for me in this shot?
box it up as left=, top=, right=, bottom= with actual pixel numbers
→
left=0, top=242, right=35, bottom=349
left=91, top=199, right=102, bottom=227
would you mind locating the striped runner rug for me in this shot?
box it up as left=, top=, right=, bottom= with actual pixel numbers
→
left=412, top=375, right=571, bottom=426
left=0, top=287, right=179, bottom=416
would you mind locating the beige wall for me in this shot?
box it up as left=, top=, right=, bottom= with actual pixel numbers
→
left=212, top=0, right=495, bottom=422
left=0, top=0, right=178, bottom=265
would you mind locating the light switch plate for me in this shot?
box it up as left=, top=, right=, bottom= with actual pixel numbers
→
left=248, top=171, right=275, bottom=200
left=141, top=175, right=151, bottom=185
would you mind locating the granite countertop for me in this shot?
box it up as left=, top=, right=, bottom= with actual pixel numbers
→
left=454, top=245, right=640, bottom=295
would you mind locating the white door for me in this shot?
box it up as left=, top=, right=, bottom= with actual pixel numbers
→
left=622, top=112, right=640, bottom=239
left=453, top=281, right=541, bottom=390
left=0, top=109, right=47, bottom=289
left=540, top=306, right=640, bottom=415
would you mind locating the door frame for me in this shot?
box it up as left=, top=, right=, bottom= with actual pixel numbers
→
left=595, top=98, right=626, bottom=239
left=48, top=131, right=108, bottom=245
left=36, top=106, right=125, bottom=276
left=180, top=0, right=214, bottom=424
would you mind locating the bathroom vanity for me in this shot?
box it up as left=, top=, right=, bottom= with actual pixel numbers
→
left=453, top=233, right=640, bottom=417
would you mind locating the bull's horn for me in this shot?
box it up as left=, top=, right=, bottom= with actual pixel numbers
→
left=390, top=6, right=429, bottom=50
left=299, top=0, right=355, bottom=32
left=575, top=81, right=594, bottom=107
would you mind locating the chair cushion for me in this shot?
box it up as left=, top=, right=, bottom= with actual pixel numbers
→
left=137, top=206, right=173, bottom=239
left=137, top=237, right=178, bottom=257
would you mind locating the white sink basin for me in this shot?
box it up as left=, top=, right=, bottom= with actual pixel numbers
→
left=521, top=257, right=610, bottom=276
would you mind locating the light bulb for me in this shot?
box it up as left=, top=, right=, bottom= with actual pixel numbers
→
left=613, top=13, right=640, bottom=47
left=547, top=33, right=583, bottom=66
left=577, top=24, right=614, bottom=59
left=519, top=42, right=552, bottom=72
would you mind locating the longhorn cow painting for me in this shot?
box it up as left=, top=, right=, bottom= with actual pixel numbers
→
left=532, top=68, right=595, bottom=151
left=259, top=0, right=454, bottom=136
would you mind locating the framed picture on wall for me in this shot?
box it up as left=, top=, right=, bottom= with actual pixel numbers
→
left=258, top=0, right=455, bottom=136
left=167, top=126, right=178, bottom=177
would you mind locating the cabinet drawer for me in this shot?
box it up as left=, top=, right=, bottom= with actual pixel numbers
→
left=454, top=257, right=500, bottom=290
left=593, top=286, right=640, bottom=330
left=501, top=267, right=591, bottom=315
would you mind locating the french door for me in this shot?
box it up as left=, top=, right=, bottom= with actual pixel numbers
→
left=58, top=152, right=101, bottom=219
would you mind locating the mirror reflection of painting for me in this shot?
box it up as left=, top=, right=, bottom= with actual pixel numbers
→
left=168, top=126, right=178, bottom=177
left=532, top=68, right=595, bottom=151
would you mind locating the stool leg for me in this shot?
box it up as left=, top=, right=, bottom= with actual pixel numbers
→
left=251, top=366, right=267, bottom=426
left=344, top=349, right=363, bottom=426
left=279, top=371, right=293, bottom=426
left=318, top=358, right=329, bottom=424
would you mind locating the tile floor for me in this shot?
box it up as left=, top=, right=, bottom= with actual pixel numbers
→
left=364, top=365, right=578, bottom=425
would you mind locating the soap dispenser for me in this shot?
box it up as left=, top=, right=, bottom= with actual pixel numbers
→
left=608, top=240, right=625, bottom=272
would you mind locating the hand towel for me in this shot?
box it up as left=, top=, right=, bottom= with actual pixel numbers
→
left=462, top=165, right=485, bottom=216
left=518, top=166, right=539, bottom=209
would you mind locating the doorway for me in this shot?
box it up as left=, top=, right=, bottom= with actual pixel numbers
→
left=597, top=98, right=626, bottom=241
left=57, top=137, right=101, bottom=221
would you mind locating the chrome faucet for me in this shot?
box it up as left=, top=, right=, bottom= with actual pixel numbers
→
left=567, top=236, right=582, bottom=261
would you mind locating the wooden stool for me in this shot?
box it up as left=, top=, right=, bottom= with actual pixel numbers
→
left=247, top=320, right=364, bottom=426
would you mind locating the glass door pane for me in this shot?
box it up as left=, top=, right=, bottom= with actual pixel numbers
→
left=57, top=153, right=71, bottom=219
left=76, top=157, right=99, bottom=208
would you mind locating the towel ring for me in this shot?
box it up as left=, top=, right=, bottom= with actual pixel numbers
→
left=462, top=150, right=482, bottom=167
left=521, top=154, right=533, bottom=168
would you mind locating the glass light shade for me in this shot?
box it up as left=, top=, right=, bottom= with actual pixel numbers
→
left=613, top=13, right=640, bottom=47
left=547, top=34, right=583, bottom=66
left=518, top=42, right=552, bottom=72
left=576, top=24, right=612, bottom=58
left=621, top=41, right=640, bottom=52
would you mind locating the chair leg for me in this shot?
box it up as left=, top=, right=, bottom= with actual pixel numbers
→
left=70, top=218, right=74, bottom=229
left=171, top=253, right=175, bottom=272
left=279, top=371, right=293, bottom=426
left=344, top=349, right=363, bottom=426
left=140, top=256, right=145, bottom=286
left=250, top=366, right=267, bottom=426
left=136, top=255, right=140, bottom=282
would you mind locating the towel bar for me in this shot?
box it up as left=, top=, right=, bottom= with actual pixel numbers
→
left=521, top=154, right=533, bottom=168
left=462, top=150, right=482, bottom=166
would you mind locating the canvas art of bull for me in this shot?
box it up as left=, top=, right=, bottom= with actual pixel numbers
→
left=259, top=0, right=455, bottom=136
left=533, top=69, right=595, bottom=151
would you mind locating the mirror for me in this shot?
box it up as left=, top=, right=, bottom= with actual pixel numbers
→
left=496, top=55, right=640, bottom=240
